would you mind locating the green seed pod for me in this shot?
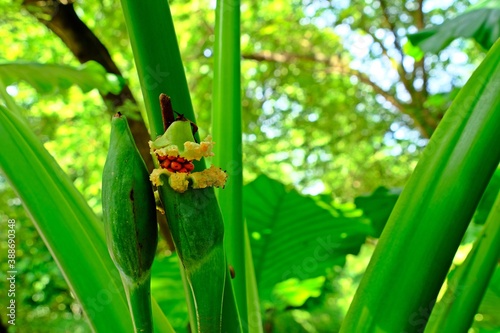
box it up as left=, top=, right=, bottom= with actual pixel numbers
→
left=150, top=115, right=226, bottom=333
left=102, top=113, right=158, bottom=282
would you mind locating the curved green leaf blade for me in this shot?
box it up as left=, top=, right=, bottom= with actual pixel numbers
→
left=408, top=0, right=500, bottom=52
left=243, top=175, right=372, bottom=301
left=425, top=188, right=500, bottom=332
left=340, top=39, right=500, bottom=333
left=0, top=105, right=132, bottom=332
left=0, top=61, right=123, bottom=95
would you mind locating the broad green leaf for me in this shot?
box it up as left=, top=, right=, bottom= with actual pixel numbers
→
left=0, top=61, right=124, bottom=95
left=243, top=175, right=372, bottom=301
left=408, top=0, right=500, bottom=53
left=354, top=186, right=400, bottom=237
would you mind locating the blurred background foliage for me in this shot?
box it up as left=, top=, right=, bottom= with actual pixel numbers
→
left=0, top=0, right=498, bottom=332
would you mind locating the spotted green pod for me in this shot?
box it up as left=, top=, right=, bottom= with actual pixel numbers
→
left=102, top=113, right=158, bottom=282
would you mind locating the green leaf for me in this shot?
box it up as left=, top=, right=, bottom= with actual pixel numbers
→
left=340, top=38, right=500, bottom=333
left=0, top=105, right=132, bottom=332
left=408, top=0, right=500, bottom=52
left=0, top=61, right=124, bottom=95
left=426, top=188, right=500, bottom=332
left=354, top=186, right=400, bottom=238
left=243, top=175, right=372, bottom=301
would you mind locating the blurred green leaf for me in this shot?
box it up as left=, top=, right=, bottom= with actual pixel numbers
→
left=354, top=187, right=401, bottom=238
left=0, top=61, right=124, bottom=95
left=408, top=0, right=500, bottom=53
left=243, top=175, right=372, bottom=301
left=272, top=276, right=325, bottom=309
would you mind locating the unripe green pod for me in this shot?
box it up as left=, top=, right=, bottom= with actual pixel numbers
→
left=151, top=116, right=226, bottom=333
left=102, top=113, right=158, bottom=282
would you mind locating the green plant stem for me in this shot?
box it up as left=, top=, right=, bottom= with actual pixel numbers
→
left=425, top=187, right=500, bottom=333
left=157, top=178, right=226, bottom=333
left=119, top=0, right=196, bottom=139
left=122, top=274, right=154, bottom=333
left=340, top=39, right=500, bottom=333
left=212, top=0, right=247, bottom=329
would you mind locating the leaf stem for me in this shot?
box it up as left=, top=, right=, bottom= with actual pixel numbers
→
left=122, top=274, right=154, bottom=333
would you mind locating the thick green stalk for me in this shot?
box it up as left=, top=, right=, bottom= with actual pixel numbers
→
left=340, top=39, right=500, bottom=333
left=123, top=275, right=154, bottom=333
left=119, top=0, right=196, bottom=139
left=157, top=180, right=226, bottom=333
left=0, top=105, right=132, bottom=332
left=425, top=187, right=500, bottom=332
left=212, top=0, right=247, bottom=329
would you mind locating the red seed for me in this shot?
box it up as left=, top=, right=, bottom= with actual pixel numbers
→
left=157, top=154, right=167, bottom=161
left=167, top=155, right=177, bottom=161
left=170, top=161, right=182, bottom=171
left=166, top=167, right=174, bottom=172
left=184, top=163, right=194, bottom=171
left=177, top=157, right=186, bottom=163
left=161, top=160, right=171, bottom=169
left=179, top=168, right=188, bottom=173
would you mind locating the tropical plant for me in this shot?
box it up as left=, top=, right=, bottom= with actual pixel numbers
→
left=1, top=0, right=499, bottom=332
